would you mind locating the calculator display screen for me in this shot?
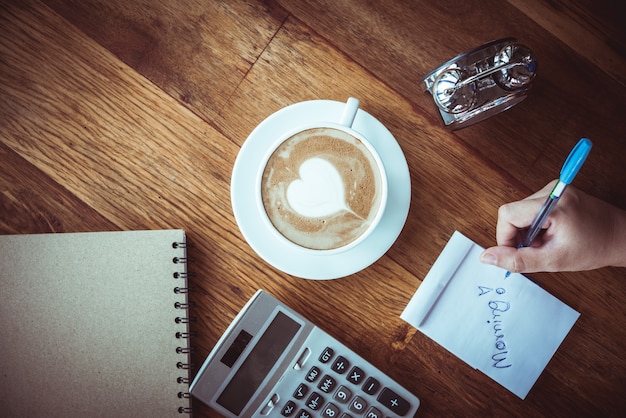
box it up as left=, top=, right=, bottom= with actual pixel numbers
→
left=216, top=311, right=301, bottom=415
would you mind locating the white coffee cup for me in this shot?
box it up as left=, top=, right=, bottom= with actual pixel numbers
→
left=256, top=98, right=388, bottom=256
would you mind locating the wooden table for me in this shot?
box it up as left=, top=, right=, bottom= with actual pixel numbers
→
left=1, top=0, right=624, bottom=416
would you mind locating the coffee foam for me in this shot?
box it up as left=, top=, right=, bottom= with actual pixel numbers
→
left=286, top=157, right=351, bottom=218
left=261, top=127, right=383, bottom=250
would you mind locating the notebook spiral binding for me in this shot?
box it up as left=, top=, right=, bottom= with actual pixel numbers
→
left=173, top=240, right=195, bottom=414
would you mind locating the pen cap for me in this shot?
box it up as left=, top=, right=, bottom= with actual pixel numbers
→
left=560, top=138, right=592, bottom=184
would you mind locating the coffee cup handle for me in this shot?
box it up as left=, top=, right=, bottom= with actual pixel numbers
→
left=340, top=97, right=360, bottom=128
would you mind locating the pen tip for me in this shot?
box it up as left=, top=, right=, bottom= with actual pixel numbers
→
left=504, top=271, right=511, bottom=279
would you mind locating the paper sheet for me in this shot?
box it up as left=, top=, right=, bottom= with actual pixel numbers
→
left=401, top=231, right=579, bottom=399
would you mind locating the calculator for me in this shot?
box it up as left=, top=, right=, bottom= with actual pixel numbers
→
left=190, top=290, right=420, bottom=417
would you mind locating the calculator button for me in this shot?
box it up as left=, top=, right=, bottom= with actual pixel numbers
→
left=296, top=410, right=312, bottom=418
left=362, top=377, right=381, bottom=395
left=333, top=385, right=352, bottom=404
left=321, top=402, right=340, bottom=418
left=306, top=366, right=321, bottom=382
left=318, top=375, right=337, bottom=393
left=331, top=356, right=350, bottom=374
left=281, top=400, right=297, bottom=416
left=294, top=383, right=309, bottom=399
left=319, top=347, right=334, bottom=363
left=347, top=366, right=365, bottom=385
left=306, top=392, right=325, bottom=410
left=348, top=396, right=368, bottom=414
left=339, top=414, right=353, bottom=418
left=377, top=387, right=411, bottom=416
left=364, top=406, right=383, bottom=418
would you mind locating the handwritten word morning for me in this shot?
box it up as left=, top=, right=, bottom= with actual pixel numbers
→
left=478, top=286, right=512, bottom=369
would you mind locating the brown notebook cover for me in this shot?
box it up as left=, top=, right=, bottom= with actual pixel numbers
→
left=0, top=230, right=192, bottom=417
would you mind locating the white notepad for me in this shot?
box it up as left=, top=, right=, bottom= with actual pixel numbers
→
left=0, top=230, right=192, bottom=417
left=401, top=231, right=579, bottom=399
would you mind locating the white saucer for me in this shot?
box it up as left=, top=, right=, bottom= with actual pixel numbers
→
left=231, top=100, right=411, bottom=280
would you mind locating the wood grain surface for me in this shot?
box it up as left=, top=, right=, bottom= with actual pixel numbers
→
left=1, top=0, right=624, bottom=417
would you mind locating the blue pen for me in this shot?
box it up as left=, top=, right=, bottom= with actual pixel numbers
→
left=504, top=138, right=593, bottom=278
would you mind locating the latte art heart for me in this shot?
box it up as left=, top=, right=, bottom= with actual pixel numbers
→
left=260, top=127, right=383, bottom=250
left=286, top=158, right=349, bottom=218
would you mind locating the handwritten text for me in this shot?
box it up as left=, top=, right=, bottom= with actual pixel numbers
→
left=479, top=286, right=513, bottom=369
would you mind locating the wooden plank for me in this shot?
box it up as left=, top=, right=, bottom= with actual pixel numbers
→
left=0, top=143, right=118, bottom=234
left=507, top=0, right=626, bottom=86
left=42, top=0, right=289, bottom=121
left=1, top=1, right=235, bottom=231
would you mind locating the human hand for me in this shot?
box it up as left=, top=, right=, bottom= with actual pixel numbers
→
left=480, top=180, right=626, bottom=273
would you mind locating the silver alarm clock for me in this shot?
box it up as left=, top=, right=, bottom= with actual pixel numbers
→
left=422, top=38, right=537, bottom=129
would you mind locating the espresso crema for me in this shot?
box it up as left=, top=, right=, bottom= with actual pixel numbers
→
left=261, top=127, right=383, bottom=250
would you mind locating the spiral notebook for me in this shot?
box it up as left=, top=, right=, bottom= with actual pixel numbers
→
left=0, top=230, right=192, bottom=417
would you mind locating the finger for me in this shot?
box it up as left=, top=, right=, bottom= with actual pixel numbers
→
left=495, top=198, right=546, bottom=246
left=481, top=245, right=561, bottom=273
left=521, top=180, right=558, bottom=201
left=480, top=246, right=546, bottom=273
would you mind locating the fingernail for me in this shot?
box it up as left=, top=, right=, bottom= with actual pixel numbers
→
left=480, top=251, right=498, bottom=266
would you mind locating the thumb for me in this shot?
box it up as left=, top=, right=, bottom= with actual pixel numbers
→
left=480, top=246, right=536, bottom=273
